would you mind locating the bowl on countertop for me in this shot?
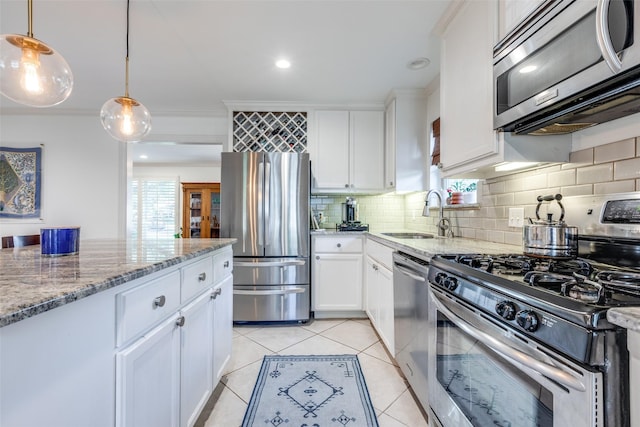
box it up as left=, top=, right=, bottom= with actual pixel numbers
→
left=41, top=227, right=80, bottom=256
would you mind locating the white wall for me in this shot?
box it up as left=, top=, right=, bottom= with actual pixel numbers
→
left=0, top=114, right=124, bottom=239
left=1, top=113, right=227, bottom=239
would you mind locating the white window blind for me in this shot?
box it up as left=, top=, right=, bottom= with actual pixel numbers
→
left=130, top=177, right=179, bottom=239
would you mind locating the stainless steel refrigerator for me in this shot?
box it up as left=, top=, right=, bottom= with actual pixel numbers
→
left=220, top=152, right=310, bottom=322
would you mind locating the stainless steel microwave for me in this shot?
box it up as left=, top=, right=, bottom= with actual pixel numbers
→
left=494, top=0, right=640, bottom=135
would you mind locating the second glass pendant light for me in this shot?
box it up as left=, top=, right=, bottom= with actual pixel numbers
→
left=100, top=0, right=151, bottom=142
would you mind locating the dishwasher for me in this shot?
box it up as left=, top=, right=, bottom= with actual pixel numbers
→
left=393, top=251, right=430, bottom=412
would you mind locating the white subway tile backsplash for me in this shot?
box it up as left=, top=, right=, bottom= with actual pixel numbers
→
left=614, top=158, right=640, bottom=180
left=594, top=180, right=636, bottom=194
left=504, top=231, right=523, bottom=246
left=548, top=169, right=575, bottom=187
left=522, top=174, right=548, bottom=190
left=495, top=193, right=514, bottom=206
left=562, top=148, right=593, bottom=169
left=576, top=163, right=614, bottom=184
left=504, top=178, right=524, bottom=193
left=560, top=184, right=593, bottom=197
left=594, top=138, right=636, bottom=163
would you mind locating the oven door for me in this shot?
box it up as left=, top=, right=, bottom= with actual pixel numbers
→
left=428, top=285, right=603, bottom=427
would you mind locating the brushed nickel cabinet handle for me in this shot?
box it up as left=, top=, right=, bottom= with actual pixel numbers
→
left=153, top=295, right=166, bottom=308
left=198, top=272, right=207, bottom=282
left=224, top=260, right=230, bottom=268
left=176, top=316, right=185, bottom=327
left=211, top=288, right=223, bottom=299
left=337, top=243, right=342, bottom=248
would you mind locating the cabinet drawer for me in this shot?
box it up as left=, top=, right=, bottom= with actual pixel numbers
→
left=213, top=249, right=233, bottom=284
left=366, top=239, right=394, bottom=270
left=116, top=270, right=181, bottom=346
left=182, top=256, right=214, bottom=303
left=314, top=236, right=363, bottom=253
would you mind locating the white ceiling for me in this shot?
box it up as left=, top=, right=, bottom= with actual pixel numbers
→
left=1, top=0, right=452, bottom=164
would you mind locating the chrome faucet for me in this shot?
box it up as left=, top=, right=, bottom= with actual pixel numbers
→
left=422, top=189, right=448, bottom=237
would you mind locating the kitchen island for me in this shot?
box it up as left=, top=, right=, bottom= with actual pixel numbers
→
left=0, top=238, right=235, bottom=427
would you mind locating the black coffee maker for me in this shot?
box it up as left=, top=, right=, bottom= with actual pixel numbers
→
left=338, top=197, right=369, bottom=231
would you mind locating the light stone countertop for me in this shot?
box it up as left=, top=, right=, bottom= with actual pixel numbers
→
left=0, top=238, right=235, bottom=328
left=607, top=308, right=640, bottom=332
left=312, top=230, right=521, bottom=260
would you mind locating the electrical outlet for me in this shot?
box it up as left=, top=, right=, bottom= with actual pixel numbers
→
left=508, top=207, right=525, bottom=227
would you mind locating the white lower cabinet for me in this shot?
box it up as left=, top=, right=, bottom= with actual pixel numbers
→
left=116, top=254, right=230, bottom=427
left=312, top=235, right=364, bottom=313
left=116, top=314, right=182, bottom=427
left=180, top=291, right=215, bottom=427
left=365, top=255, right=394, bottom=355
left=212, top=275, right=233, bottom=383
left=365, top=239, right=395, bottom=354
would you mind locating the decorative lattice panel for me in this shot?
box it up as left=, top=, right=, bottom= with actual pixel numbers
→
left=232, top=111, right=307, bottom=153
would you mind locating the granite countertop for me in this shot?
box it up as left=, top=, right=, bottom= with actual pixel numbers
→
left=311, top=229, right=521, bottom=260
left=607, top=308, right=640, bottom=332
left=0, top=238, right=235, bottom=328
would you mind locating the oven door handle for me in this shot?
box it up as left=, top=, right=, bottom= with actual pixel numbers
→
left=431, top=292, right=587, bottom=392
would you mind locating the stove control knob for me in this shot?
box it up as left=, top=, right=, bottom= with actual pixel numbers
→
left=435, top=272, right=447, bottom=285
left=443, top=277, right=458, bottom=291
left=495, top=301, right=517, bottom=320
left=516, top=310, right=539, bottom=332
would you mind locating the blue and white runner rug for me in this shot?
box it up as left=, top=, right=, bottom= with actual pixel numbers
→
left=241, top=354, right=379, bottom=427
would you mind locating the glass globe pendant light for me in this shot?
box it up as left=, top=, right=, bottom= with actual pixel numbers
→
left=0, top=0, right=73, bottom=107
left=100, top=0, right=151, bottom=143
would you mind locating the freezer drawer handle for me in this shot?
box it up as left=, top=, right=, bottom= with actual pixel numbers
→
left=233, top=288, right=306, bottom=296
left=234, top=260, right=306, bottom=267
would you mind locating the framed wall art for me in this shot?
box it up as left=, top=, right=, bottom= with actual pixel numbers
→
left=0, top=146, right=42, bottom=219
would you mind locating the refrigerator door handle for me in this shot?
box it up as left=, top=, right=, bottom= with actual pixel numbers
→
left=258, top=161, right=264, bottom=247
left=233, top=287, right=306, bottom=296
left=234, top=259, right=306, bottom=267
left=264, top=160, right=271, bottom=247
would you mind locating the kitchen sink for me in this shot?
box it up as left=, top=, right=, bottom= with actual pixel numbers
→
left=381, top=232, right=434, bottom=239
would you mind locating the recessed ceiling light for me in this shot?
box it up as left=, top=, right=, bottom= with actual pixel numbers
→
left=275, top=59, right=291, bottom=69
left=139, top=154, right=148, bottom=159
left=407, top=57, right=430, bottom=70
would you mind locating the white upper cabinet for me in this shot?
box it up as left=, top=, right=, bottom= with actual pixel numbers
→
left=440, top=0, right=496, bottom=173
left=439, top=0, right=570, bottom=177
left=384, top=90, right=429, bottom=192
left=312, top=110, right=384, bottom=193
left=497, top=0, right=545, bottom=41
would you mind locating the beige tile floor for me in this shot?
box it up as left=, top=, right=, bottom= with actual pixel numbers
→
left=201, top=318, right=429, bottom=427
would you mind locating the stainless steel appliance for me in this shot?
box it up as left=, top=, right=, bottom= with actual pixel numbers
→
left=337, top=197, right=369, bottom=231
left=427, top=193, right=640, bottom=427
left=393, top=252, right=430, bottom=411
left=494, top=0, right=640, bottom=135
left=523, top=194, right=578, bottom=258
left=221, top=152, right=310, bottom=323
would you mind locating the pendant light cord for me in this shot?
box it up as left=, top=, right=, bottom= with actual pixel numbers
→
left=27, top=0, right=33, bottom=37
left=125, top=0, right=130, bottom=98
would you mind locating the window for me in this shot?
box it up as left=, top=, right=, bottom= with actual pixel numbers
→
left=130, top=177, right=179, bottom=239
left=444, top=178, right=479, bottom=204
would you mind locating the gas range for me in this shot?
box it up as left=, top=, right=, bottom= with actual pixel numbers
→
left=427, top=193, right=640, bottom=427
